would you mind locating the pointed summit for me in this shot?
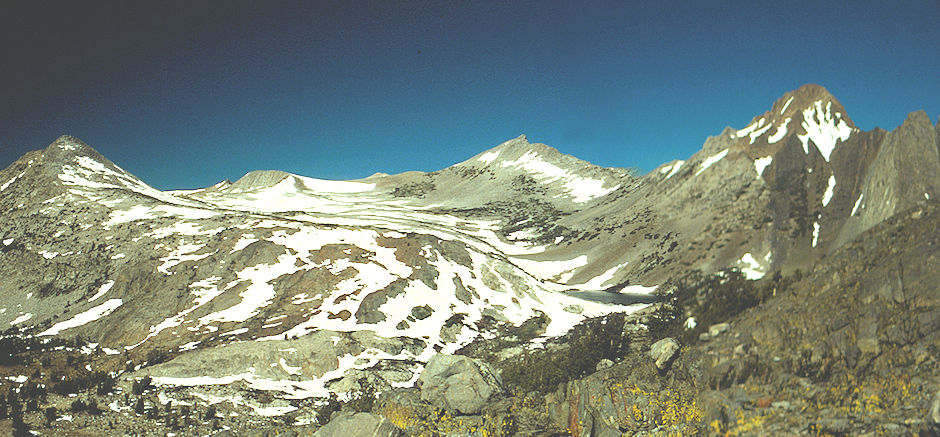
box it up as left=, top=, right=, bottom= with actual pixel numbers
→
left=42, top=135, right=113, bottom=167
left=772, top=84, right=856, bottom=129
left=732, top=84, right=857, bottom=162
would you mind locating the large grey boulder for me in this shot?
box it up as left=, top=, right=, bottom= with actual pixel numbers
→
left=649, top=337, right=680, bottom=370
left=312, top=412, right=402, bottom=437
left=930, top=390, right=940, bottom=429
left=416, top=354, right=504, bottom=415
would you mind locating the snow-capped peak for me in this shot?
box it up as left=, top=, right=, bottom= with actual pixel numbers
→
left=731, top=84, right=857, bottom=161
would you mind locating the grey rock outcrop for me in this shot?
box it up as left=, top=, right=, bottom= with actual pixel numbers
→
left=930, top=390, right=940, bottom=429
left=416, top=354, right=504, bottom=415
left=649, top=337, right=680, bottom=370
left=312, top=412, right=402, bottom=437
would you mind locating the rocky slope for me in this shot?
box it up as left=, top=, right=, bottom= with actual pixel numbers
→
left=0, top=84, right=937, bottom=435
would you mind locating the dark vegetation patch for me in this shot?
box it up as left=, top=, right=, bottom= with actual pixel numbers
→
left=496, top=312, right=630, bottom=395
left=391, top=181, right=436, bottom=198
left=646, top=269, right=793, bottom=345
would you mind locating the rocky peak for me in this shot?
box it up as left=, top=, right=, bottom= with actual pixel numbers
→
left=731, top=85, right=856, bottom=163
left=42, top=135, right=113, bottom=167
left=229, top=170, right=293, bottom=191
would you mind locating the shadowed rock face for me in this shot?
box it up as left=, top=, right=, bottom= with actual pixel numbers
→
left=0, top=84, right=936, bottom=435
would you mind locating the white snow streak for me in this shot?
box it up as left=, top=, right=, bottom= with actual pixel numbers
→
left=10, top=313, right=32, bottom=326
left=821, top=175, right=836, bottom=207
left=696, top=149, right=729, bottom=176
left=1, top=168, right=28, bottom=191
left=40, top=299, right=123, bottom=336
left=661, top=161, right=684, bottom=180
left=851, top=193, right=864, bottom=216
left=88, top=280, right=115, bottom=302
left=575, top=262, right=628, bottom=290
left=780, top=96, right=794, bottom=114
left=510, top=255, right=588, bottom=283
left=767, top=117, right=791, bottom=143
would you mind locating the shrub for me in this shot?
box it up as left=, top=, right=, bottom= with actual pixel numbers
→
left=44, top=406, right=57, bottom=425
left=70, top=399, right=87, bottom=413
left=650, top=269, right=784, bottom=345
left=500, top=312, right=629, bottom=394
left=146, top=348, right=169, bottom=366
left=132, top=376, right=152, bottom=395
left=204, top=405, right=217, bottom=420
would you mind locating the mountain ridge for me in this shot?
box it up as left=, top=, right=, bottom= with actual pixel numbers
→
left=1, top=84, right=938, bottom=435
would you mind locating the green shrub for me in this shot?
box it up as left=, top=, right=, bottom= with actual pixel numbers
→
left=651, top=269, right=785, bottom=345
left=500, top=312, right=629, bottom=394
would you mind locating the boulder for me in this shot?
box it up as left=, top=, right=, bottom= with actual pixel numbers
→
left=708, top=322, right=730, bottom=337
left=416, top=354, right=504, bottom=415
left=930, top=390, right=940, bottom=428
left=649, top=337, right=680, bottom=370
left=312, top=412, right=402, bottom=437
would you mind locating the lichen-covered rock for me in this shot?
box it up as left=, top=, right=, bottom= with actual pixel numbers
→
left=312, top=412, right=402, bottom=437
left=416, top=354, right=504, bottom=415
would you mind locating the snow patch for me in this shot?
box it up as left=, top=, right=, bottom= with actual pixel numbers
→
left=797, top=100, right=853, bottom=161
left=1, top=168, right=28, bottom=191
left=509, top=255, right=588, bottom=283
left=736, top=118, right=765, bottom=138
left=661, top=161, right=684, bottom=180
left=754, top=156, right=773, bottom=177
left=738, top=253, right=766, bottom=280
left=88, top=280, right=115, bottom=302
left=477, top=151, right=500, bottom=165
left=575, top=262, right=628, bottom=290
left=498, top=150, right=618, bottom=202
left=696, top=149, right=729, bottom=176
left=851, top=193, right=864, bottom=216
left=747, top=124, right=772, bottom=144
left=812, top=221, right=821, bottom=247
left=780, top=96, right=794, bottom=114
left=279, top=358, right=302, bottom=375
left=767, top=117, right=791, bottom=143
left=821, top=175, right=836, bottom=207
left=294, top=174, right=375, bottom=193
left=40, top=299, right=123, bottom=336
left=10, top=313, right=32, bottom=326
left=158, top=243, right=211, bottom=274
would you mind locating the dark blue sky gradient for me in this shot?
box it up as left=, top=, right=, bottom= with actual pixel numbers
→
left=2, top=0, right=938, bottom=189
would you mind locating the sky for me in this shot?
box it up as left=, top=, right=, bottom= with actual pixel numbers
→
left=2, top=0, right=938, bottom=190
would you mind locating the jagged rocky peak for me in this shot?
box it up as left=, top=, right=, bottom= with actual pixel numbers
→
left=764, top=83, right=855, bottom=128
left=731, top=84, right=857, bottom=162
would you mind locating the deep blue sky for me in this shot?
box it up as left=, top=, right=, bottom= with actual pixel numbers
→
left=2, top=0, right=938, bottom=190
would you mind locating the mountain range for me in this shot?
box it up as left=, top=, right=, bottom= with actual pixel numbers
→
left=1, top=84, right=938, bottom=436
